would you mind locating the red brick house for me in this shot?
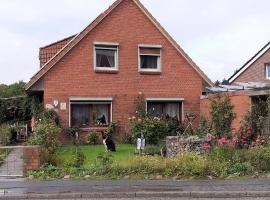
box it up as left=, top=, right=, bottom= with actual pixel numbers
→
left=25, top=0, right=213, bottom=141
left=228, top=42, right=270, bottom=84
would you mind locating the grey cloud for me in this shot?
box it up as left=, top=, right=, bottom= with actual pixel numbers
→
left=0, top=0, right=269, bottom=84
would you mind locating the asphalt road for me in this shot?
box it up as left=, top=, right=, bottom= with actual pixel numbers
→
left=1, top=178, right=270, bottom=199
left=20, top=198, right=270, bottom=200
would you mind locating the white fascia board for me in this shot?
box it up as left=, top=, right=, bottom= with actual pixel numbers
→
left=229, top=44, right=270, bottom=83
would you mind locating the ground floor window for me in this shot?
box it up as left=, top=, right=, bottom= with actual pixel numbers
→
left=70, top=101, right=111, bottom=128
left=147, top=101, right=182, bottom=120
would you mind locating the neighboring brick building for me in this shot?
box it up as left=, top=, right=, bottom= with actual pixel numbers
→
left=25, top=0, right=213, bottom=141
left=228, top=42, right=270, bottom=84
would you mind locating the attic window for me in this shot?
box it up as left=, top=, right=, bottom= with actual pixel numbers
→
left=138, top=44, right=162, bottom=73
left=94, top=42, right=119, bottom=71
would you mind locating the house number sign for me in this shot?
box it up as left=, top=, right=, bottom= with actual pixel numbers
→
left=60, top=103, right=67, bottom=110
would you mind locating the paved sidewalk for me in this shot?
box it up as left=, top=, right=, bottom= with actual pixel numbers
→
left=1, top=179, right=270, bottom=199
left=0, top=148, right=24, bottom=177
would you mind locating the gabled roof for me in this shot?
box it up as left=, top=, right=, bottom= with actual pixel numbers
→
left=25, top=0, right=213, bottom=90
left=228, top=41, right=270, bottom=83
left=39, top=34, right=76, bottom=67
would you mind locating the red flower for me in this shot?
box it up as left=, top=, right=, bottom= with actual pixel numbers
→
left=232, top=137, right=239, bottom=143
left=202, top=143, right=211, bottom=151
left=246, top=128, right=252, bottom=135
left=47, top=135, right=53, bottom=142
left=218, top=137, right=227, bottom=146
left=207, top=134, right=215, bottom=140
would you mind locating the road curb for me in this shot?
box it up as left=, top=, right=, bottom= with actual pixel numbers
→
left=1, top=191, right=270, bottom=199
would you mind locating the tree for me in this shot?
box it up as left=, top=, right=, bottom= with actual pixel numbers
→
left=210, top=94, right=236, bottom=138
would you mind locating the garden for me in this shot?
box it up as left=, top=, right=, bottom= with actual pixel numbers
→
left=24, top=93, right=270, bottom=180
left=2, top=87, right=270, bottom=180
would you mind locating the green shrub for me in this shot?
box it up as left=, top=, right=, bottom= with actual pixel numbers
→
left=96, top=153, right=113, bottom=167
left=244, top=146, right=270, bottom=172
left=41, top=149, right=60, bottom=167
left=209, top=146, right=239, bottom=163
left=65, top=127, right=80, bottom=139
left=210, top=94, right=236, bottom=138
left=228, top=162, right=252, bottom=175
left=129, top=117, right=169, bottom=145
left=42, top=110, right=60, bottom=125
left=29, top=120, right=60, bottom=150
left=104, top=122, right=118, bottom=138
left=165, top=116, right=182, bottom=136
left=144, top=145, right=161, bottom=156
left=65, top=151, right=86, bottom=168
left=165, top=152, right=209, bottom=177
left=196, top=116, right=212, bottom=137
left=87, top=131, right=99, bottom=145
left=120, top=133, right=134, bottom=144
left=0, top=125, right=11, bottom=146
left=134, top=93, right=147, bottom=118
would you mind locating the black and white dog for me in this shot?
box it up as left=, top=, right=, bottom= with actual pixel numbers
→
left=102, top=132, right=116, bottom=152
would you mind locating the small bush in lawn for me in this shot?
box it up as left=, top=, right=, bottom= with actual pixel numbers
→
left=65, top=151, right=86, bottom=168
left=144, top=145, right=161, bottom=156
left=41, top=149, right=60, bottom=167
left=96, top=153, right=113, bottom=167
left=87, top=131, right=99, bottom=145
left=0, top=125, right=11, bottom=146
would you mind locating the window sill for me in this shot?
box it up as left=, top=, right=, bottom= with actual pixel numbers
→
left=80, top=126, right=109, bottom=132
left=95, top=69, right=119, bottom=74
left=139, top=70, right=162, bottom=75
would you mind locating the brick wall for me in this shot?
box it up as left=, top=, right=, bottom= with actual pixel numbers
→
left=200, top=91, right=251, bottom=131
left=23, top=146, right=41, bottom=173
left=232, top=48, right=270, bottom=84
left=42, top=0, right=204, bottom=141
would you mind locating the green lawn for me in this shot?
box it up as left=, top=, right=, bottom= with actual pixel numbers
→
left=57, top=144, right=136, bottom=166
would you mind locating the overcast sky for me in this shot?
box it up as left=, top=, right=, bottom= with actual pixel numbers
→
left=0, top=0, right=269, bottom=84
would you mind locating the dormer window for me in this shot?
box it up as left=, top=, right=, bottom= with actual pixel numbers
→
left=94, top=42, right=119, bottom=71
left=138, top=44, right=162, bottom=73
left=266, top=63, right=270, bottom=79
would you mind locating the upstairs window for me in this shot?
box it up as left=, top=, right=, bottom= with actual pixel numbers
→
left=94, top=42, right=119, bottom=71
left=266, top=63, right=270, bottom=79
left=138, top=44, right=162, bottom=72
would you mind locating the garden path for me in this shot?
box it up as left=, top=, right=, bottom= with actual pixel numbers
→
left=0, top=148, right=23, bottom=177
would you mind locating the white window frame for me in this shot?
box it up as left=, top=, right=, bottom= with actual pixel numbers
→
left=145, top=98, right=184, bottom=122
left=138, top=44, right=162, bottom=73
left=69, top=97, right=113, bottom=128
left=94, top=42, right=119, bottom=71
left=266, top=63, right=270, bottom=80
